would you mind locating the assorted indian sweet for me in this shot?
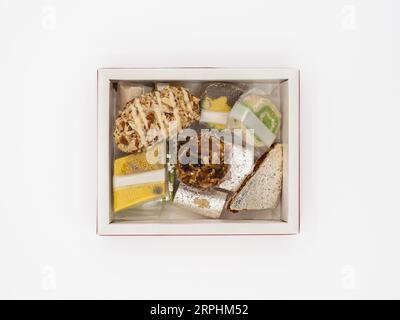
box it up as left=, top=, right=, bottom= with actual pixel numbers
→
left=114, top=86, right=200, bottom=153
left=113, top=142, right=167, bottom=212
left=228, top=143, right=283, bottom=211
left=176, top=132, right=230, bottom=189
left=112, top=82, right=284, bottom=218
left=217, top=142, right=254, bottom=192
left=174, top=184, right=228, bottom=219
left=117, top=82, right=148, bottom=109
left=228, top=89, right=281, bottom=148
left=200, top=83, right=244, bottom=130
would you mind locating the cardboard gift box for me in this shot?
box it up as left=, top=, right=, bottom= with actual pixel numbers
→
left=97, top=68, right=299, bottom=235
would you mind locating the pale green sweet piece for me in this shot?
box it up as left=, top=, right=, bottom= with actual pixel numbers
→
left=242, top=95, right=281, bottom=135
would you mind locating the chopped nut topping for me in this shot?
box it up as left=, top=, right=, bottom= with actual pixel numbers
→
left=176, top=133, right=230, bottom=189
left=114, top=86, right=200, bottom=153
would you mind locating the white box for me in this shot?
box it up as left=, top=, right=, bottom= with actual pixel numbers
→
left=97, top=68, right=300, bottom=235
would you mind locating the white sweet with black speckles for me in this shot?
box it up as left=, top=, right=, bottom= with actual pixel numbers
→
left=229, top=143, right=283, bottom=211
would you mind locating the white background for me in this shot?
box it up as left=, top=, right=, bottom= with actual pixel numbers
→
left=1, top=0, right=399, bottom=299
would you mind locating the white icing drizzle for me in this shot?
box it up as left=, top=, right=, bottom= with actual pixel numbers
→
left=167, top=87, right=182, bottom=131
left=135, top=97, right=149, bottom=130
left=154, top=91, right=168, bottom=138
left=133, top=98, right=148, bottom=147
left=181, top=88, right=194, bottom=115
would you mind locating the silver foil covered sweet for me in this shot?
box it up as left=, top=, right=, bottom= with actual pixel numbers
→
left=173, top=184, right=228, bottom=218
left=218, top=143, right=254, bottom=192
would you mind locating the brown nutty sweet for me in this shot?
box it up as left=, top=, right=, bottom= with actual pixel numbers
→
left=176, top=133, right=229, bottom=189
left=114, top=86, right=200, bottom=153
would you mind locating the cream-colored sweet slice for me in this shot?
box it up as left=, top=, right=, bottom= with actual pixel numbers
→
left=228, top=143, right=283, bottom=211
left=117, top=83, right=144, bottom=109
left=156, top=83, right=169, bottom=91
